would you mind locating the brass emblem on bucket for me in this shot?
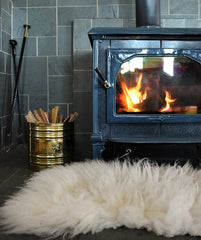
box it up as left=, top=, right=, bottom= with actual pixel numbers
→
left=52, top=142, right=63, bottom=154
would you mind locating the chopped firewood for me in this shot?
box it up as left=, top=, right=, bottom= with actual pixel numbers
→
left=25, top=114, right=35, bottom=123
left=33, top=109, right=44, bottom=123
left=69, top=112, right=78, bottom=122
left=28, top=110, right=38, bottom=123
left=63, top=115, right=70, bottom=123
left=59, top=114, right=63, bottom=123
left=52, top=108, right=56, bottom=123
left=39, top=108, right=49, bottom=123
left=44, top=112, right=49, bottom=123
left=54, top=106, right=59, bottom=123
left=49, top=110, right=52, bottom=123
left=25, top=107, right=78, bottom=124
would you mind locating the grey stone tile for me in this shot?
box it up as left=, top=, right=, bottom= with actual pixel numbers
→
left=0, top=73, right=12, bottom=116
left=92, top=18, right=122, bottom=27
left=123, top=19, right=136, bottom=27
left=49, top=76, right=73, bottom=103
left=58, top=0, right=95, bottom=6
left=119, top=4, right=136, bottom=19
left=5, top=54, right=11, bottom=74
left=160, top=0, right=168, bottom=15
left=29, top=95, right=48, bottom=111
left=19, top=94, right=29, bottom=114
left=73, top=70, right=92, bottom=92
left=58, top=6, right=96, bottom=26
left=15, top=37, right=37, bottom=57
left=38, top=37, right=56, bottom=56
left=2, top=31, right=11, bottom=54
left=12, top=8, right=27, bottom=38
left=73, top=50, right=93, bottom=70
left=73, top=92, right=92, bottom=132
left=73, top=20, right=91, bottom=50
left=13, top=0, right=27, bottom=7
left=170, top=0, right=198, bottom=14
left=1, top=0, right=11, bottom=13
left=164, top=19, right=186, bottom=28
left=0, top=19, right=1, bottom=51
left=68, top=103, right=73, bottom=115
left=0, top=74, right=5, bottom=116
left=99, top=0, right=134, bottom=4
left=186, top=19, right=201, bottom=28
left=2, top=10, right=11, bottom=34
left=0, top=52, right=5, bottom=73
left=58, top=26, right=72, bottom=55
left=98, top=5, right=118, bottom=18
left=28, top=0, right=56, bottom=7
left=19, top=57, right=47, bottom=95
left=48, top=56, right=72, bottom=75
left=162, top=14, right=197, bottom=19
left=28, top=8, right=56, bottom=36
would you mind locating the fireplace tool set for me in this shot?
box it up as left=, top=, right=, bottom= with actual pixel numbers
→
left=7, top=24, right=31, bottom=149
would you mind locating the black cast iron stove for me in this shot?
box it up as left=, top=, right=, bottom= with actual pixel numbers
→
left=88, top=0, right=201, bottom=161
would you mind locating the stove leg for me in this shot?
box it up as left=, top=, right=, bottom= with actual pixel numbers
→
left=92, top=141, right=105, bottom=159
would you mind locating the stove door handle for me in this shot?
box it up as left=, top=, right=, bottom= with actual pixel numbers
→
left=95, top=67, right=111, bottom=89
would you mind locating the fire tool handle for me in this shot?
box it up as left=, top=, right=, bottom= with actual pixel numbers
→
left=95, top=67, right=111, bottom=89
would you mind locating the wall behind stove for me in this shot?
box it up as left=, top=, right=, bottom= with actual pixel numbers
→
left=0, top=0, right=12, bottom=149
left=4, top=0, right=201, bottom=159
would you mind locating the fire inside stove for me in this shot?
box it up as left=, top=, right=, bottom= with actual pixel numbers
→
left=116, top=56, right=201, bottom=114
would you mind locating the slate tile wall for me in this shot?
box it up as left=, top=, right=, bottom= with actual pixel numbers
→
left=0, top=0, right=12, bottom=149
left=1, top=0, right=200, bottom=158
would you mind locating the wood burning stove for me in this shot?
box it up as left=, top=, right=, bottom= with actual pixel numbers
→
left=88, top=0, right=201, bottom=160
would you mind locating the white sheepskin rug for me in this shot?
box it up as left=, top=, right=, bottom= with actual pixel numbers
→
left=1, top=159, right=201, bottom=238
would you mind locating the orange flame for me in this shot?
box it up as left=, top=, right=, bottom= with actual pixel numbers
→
left=160, top=90, right=176, bottom=112
left=117, top=73, right=148, bottom=112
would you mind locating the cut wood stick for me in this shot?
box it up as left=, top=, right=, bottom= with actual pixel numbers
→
left=49, top=110, right=52, bottom=123
left=52, top=108, right=56, bottom=123
left=69, top=112, right=78, bottom=122
left=39, top=108, right=48, bottom=123
left=63, top=115, right=70, bottom=123
left=59, top=114, right=63, bottom=123
left=25, top=114, right=35, bottom=123
left=28, top=110, right=38, bottom=123
left=44, top=112, right=49, bottom=123
left=54, top=106, right=59, bottom=123
left=33, top=109, right=44, bottom=123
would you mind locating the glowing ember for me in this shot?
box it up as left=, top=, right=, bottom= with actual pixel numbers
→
left=160, top=90, right=176, bottom=112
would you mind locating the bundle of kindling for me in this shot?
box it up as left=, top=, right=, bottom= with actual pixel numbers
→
left=25, top=106, right=78, bottom=124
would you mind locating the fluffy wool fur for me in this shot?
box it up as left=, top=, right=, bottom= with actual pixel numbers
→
left=1, top=159, right=201, bottom=238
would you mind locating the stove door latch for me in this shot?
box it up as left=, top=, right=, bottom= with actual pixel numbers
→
left=95, top=67, right=111, bottom=89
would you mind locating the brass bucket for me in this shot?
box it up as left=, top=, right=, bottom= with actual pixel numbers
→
left=29, top=122, right=74, bottom=170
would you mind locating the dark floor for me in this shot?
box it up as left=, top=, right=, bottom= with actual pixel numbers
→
left=0, top=144, right=201, bottom=240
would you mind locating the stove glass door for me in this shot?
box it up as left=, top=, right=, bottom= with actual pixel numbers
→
left=116, top=56, right=201, bottom=115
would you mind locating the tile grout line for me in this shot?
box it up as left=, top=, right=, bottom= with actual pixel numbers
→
left=56, top=0, right=58, bottom=56
left=47, top=56, right=49, bottom=111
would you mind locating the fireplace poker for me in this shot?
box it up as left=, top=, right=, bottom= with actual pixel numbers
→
left=7, top=24, right=31, bottom=143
